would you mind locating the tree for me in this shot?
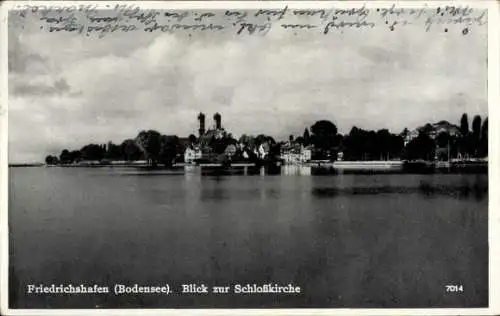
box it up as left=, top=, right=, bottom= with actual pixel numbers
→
left=421, top=123, right=434, bottom=136
left=376, top=129, right=391, bottom=160
left=400, top=128, right=409, bottom=138
left=436, top=132, right=451, bottom=161
left=436, top=132, right=451, bottom=148
left=310, top=120, right=338, bottom=159
left=459, top=113, right=470, bottom=158
left=334, top=134, right=344, bottom=148
left=460, top=113, right=469, bottom=137
left=289, top=135, right=294, bottom=143
left=80, top=144, right=105, bottom=161
left=365, top=130, right=378, bottom=160
left=45, top=155, right=58, bottom=165
left=70, top=150, right=82, bottom=163
left=239, top=134, right=256, bottom=149
left=303, top=128, right=310, bottom=146
left=121, top=139, right=142, bottom=161
left=472, top=115, right=482, bottom=157
left=405, top=132, right=435, bottom=161
left=105, top=142, right=123, bottom=160
left=136, top=130, right=162, bottom=166
left=227, top=133, right=238, bottom=145
left=267, top=142, right=282, bottom=162
left=480, top=117, right=488, bottom=157
left=159, top=135, right=180, bottom=167
left=59, top=149, right=71, bottom=164
left=389, top=133, right=405, bottom=159
left=209, top=131, right=233, bottom=154
left=342, top=126, right=363, bottom=160
left=188, top=134, right=197, bottom=145
left=255, top=134, right=276, bottom=146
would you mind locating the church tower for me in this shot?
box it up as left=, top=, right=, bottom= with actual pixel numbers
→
left=198, top=112, right=206, bottom=137
left=214, top=112, right=221, bottom=130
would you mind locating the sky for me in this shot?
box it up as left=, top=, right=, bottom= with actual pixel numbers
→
left=7, top=7, right=488, bottom=163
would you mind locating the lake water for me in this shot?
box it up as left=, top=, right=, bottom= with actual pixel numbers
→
left=9, top=167, right=488, bottom=308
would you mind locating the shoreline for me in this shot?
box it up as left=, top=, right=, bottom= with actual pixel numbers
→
left=9, top=159, right=488, bottom=167
left=9, top=160, right=488, bottom=175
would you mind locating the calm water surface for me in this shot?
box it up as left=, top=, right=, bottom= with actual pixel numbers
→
left=9, top=167, right=488, bottom=308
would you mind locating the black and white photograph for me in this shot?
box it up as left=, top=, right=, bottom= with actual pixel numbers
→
left=1, top=0, right=499, bottom=314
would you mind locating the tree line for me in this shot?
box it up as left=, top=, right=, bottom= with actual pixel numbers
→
left=287, top=113, right=488, bottom=161
left=45, top=129, right=282, bottom=166
left=45, top=130, right=181, bottom=167
left=45, top=113, right=488, bottom=166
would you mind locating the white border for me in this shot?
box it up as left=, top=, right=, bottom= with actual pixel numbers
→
left=0, top=0, right=9, bottom=315
left=0, top=1, right=498, bottom=315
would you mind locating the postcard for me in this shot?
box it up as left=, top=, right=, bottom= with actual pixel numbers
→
left=0, top=1, right=499, bottom=315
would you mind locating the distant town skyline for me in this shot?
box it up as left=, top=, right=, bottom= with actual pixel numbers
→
left=8, top=9, right=488, bottom=163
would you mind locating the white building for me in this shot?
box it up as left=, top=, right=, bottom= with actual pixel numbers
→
left=184, top=147, right=202, bottom=164
left=281, top=145, right=312, bottom=164
left=301, top=148, right=312, bottom=161
left=281, top=152, right=301, bottom=164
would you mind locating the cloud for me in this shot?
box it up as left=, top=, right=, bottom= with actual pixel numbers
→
left=8, top=10, right=488, bottom=163
left=10, top=76, right=76, bottom=96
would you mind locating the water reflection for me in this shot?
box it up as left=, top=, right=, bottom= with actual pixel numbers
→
left=309, top=175, right=487, bottom=200
left=9, top=168, right=488, bottom=308
left=282, top=165, right=312, bottom=176
left=418, top=174, right=487, bottom=200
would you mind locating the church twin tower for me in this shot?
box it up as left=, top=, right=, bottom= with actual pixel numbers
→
left=197, top=112, right=222, bottom=137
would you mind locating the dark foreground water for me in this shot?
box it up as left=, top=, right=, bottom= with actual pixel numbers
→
left=9, top=167, right=488, bottom=308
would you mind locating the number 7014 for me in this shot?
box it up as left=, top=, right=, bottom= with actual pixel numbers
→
left=445, top=285, right=464, bottom=292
